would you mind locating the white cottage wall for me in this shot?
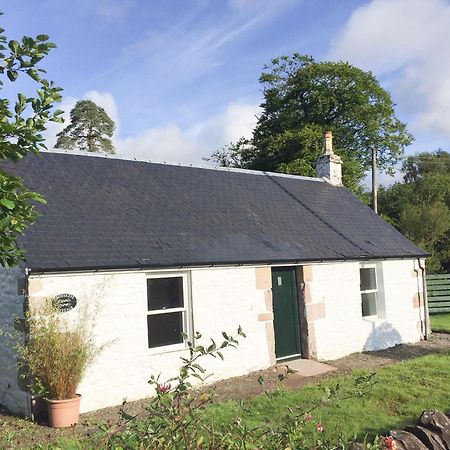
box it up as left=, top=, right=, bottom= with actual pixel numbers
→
left=307, top=259, right=424, bottom=360
left=0, top=266, right=30, bottom=415
left=27, top=266, right=273, bottom=413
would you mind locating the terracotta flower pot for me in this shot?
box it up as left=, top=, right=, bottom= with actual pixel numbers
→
left=46, top=394, right=81, bottom=428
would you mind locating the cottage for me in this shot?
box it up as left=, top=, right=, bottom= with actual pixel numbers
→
left=0, top=133, right=429, bottom=416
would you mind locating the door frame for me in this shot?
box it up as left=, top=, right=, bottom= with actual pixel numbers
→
left=271, top=267, right=302, bottom=362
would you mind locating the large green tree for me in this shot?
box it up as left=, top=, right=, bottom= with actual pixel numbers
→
left=379, top=151, right=450, bottom=273
left=0, top=19, right=63, bottom=268
left=210, top=54, right=413, bottom=192
left=55, top=100, right=116, bottom=153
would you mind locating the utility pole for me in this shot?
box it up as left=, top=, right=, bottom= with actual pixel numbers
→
left=372, top=147, right=378, bottom=214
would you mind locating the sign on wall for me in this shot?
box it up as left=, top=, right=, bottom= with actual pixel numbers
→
left=52, top=294, right=77, bottom=312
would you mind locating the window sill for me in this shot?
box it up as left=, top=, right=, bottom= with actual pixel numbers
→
left=362, top=315, right=383, bottom=323
left=147, top=343, right=188, bottom=356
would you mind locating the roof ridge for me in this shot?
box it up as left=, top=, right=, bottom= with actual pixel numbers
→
left=41, top=148, right=324, bottom=183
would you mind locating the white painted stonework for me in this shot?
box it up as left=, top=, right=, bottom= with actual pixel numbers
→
left=0, top=266, right=30, bottom=415
left=315, top=153, right=342, bottom=186
left=307, top=259, right=424, bottom=360
left=0, top=259, right=425, bottom=415
left=25, top=266, right=273, bottom=413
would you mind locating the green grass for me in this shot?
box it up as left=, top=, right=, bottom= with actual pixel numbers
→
left=430, top=313, right=450, bottom=333
left=11, top=352, right=450, bottom=449
left=203, top=351, right=450, bottom=444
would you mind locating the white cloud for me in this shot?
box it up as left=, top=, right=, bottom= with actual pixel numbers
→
left=44, top=0, right=133, bottom=20
left=329, top=0, right=450, bottom=137
left=117, top=101, right=259, bottom=164
left=93, top=0, right=134, bottom=20
left=45, top=91, right=259, bottom=165
left=84, top=91, right=119, bottom=128
left=187, top=102, right=260, bottom=151
left=108, top=0, right=298, bottom=90
left=117, top=124, right=205, bottom=164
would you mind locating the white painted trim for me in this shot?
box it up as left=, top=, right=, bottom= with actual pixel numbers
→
left=359, top=263, right=383, bottom=318
left=145, top=271, right=192, bottom=353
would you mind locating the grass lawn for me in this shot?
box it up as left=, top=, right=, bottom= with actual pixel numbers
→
left=431, top=313, right=450, bottom=333
left=11, top=351, right=450, bottom=449
left=204, top=351, right=450, bottom=445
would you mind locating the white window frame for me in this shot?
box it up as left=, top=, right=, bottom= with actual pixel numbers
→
left=360, top=263, right=379, bottom=318
left=146, top=271, right=191, bottom=353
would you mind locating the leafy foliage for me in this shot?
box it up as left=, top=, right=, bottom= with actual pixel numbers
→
left=379, top=151, right=450, bottom=273
left=210, top=54, right=413, bottom=192
left=55, top=100, right=116, bottom=153
left=0, top=18, right=63, bottom=267
left=102, top=328, right=378, bottom=449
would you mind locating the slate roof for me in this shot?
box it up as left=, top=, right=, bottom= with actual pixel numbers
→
left=1, top=151, right=427, bottom=272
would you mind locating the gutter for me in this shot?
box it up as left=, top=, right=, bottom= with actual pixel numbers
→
left=26, top=253, right=430, bottom=276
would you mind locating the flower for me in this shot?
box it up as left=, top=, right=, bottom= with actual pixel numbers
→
left=385, top=436, right=397, bottom=450
left=304, top=413, right=312, bottom=422
left=316, top=422, right=324, bottom=433
left=157, top=383, right=171, bottom=393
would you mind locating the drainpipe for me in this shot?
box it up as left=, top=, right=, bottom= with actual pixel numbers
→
left=417, top=258, right=430, bottom=340
left=23, top=267, right=33, bottom=420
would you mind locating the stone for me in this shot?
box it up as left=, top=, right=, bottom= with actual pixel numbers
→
left=390, top=430, right=428, bottom=450
left=406, top=425, right=447, bottom=450
left=419, top=410, right=450, bottom=448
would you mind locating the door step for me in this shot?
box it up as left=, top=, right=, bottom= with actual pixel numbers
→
left=276, top=358, right=337, bottom=377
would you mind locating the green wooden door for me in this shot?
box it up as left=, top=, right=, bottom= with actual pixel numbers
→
left=272, top=268, right=301, bottom=360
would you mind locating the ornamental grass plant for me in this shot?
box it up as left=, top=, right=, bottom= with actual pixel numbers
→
left=19, top=299, right=102, bottom=400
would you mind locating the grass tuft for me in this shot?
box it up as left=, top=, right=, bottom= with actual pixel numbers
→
left=430, top=313, right=450, bottom=333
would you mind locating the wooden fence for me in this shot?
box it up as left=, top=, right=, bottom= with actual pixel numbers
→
left=426, top=274, right=450, bottom=314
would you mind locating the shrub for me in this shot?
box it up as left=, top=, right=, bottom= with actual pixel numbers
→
left=18, top=299, right=102, bottom=400
left=102, top=329, right=378, bottom=449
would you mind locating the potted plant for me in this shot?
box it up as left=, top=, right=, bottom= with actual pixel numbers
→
left=18, top=299, right=102, bottom=428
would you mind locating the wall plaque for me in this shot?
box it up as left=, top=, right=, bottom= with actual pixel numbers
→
left=53, top=294, right=77, bottom=312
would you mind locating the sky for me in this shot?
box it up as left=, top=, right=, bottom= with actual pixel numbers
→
left=4, top=0, right=450, bottom=184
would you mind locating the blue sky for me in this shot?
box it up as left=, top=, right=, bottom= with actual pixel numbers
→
left=4, top=0, right=450, bottom=182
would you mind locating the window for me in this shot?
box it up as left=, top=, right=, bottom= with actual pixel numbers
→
left=146, top=274, right=189, bottom=349
left=359, top=265, right=378, bottom=317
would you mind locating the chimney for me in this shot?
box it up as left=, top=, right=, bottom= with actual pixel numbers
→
left=315, top=131, right=342, bottom=186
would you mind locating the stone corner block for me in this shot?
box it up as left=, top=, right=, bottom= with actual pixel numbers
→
left=257, top=312, right=274, bottom=322
left=302, top=265, right=314, bottom=282
left=306, top=302, right=325, bottom=321
left=255, top=267, right=271, bottom=290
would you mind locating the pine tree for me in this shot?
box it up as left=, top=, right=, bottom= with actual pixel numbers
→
left=55, top=100, right=116, bottom=153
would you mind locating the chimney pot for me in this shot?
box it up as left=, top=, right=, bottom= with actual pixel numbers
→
left=324, top=130, right=334, bottom=155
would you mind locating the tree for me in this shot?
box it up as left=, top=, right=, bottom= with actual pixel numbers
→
left=379, top=151, right=450, bottom=273
left=210, top=54, right=413, bottom=192
left=55, top=100, right=116, bottom=153
left=0, top=17, right=63, bottom=268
